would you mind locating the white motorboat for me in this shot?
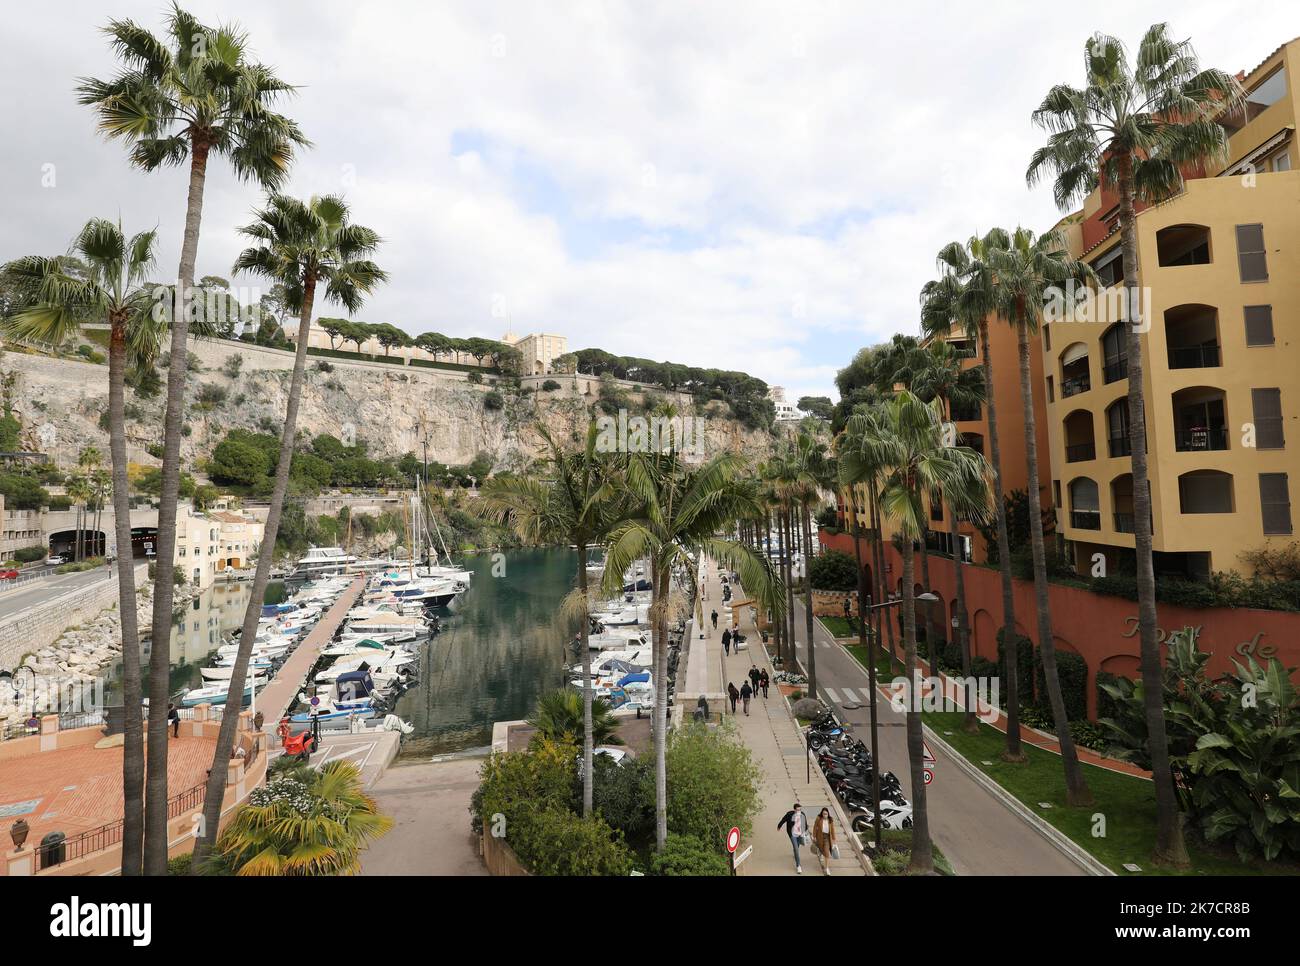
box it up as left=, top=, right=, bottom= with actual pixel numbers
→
left=201, top=659, right=272, bottom=681
left=291, top=546, right=360, bottom=580
left=181, top=677, right=266, bottom=707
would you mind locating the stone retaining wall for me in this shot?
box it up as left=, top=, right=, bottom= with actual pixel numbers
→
left=0, top=566, right=145, bottom=668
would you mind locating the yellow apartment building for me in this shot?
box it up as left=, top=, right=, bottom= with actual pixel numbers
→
left=1042, top=37, right=1299, bottom=580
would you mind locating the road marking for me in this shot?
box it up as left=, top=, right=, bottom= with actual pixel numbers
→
left=839, top=687, right=860, bottom=703
left=823, top=687, right=841, bottom=703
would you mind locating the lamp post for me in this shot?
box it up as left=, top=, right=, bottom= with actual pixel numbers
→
left=860, top=590, right=938, bottom=854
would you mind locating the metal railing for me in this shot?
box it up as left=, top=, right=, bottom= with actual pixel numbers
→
left=1065, top=442, right=1096, bottom=462
left=1108, top=435, right=1132, bottom=458
left=1168, top=344, right=1221, bottom=369
left=1061, top=375, right=1091, bottom=398
left=1114, top=512, right=1135, bottom=533
left=1103, top=357, right=1128, bottom=383
left=1175, top=427, right=1229, bottom=452
left=1070, top=510, right=1102, bottom=530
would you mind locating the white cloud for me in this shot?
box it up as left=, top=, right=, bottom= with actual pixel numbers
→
left=2, top=0, right=1295, bottom=403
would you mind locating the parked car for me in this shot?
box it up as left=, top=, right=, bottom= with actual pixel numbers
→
left=45, top=555, right=65, bottom=566
left=0, top=569, right=20, bottom=581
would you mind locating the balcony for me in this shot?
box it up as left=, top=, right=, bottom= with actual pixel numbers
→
left=1103, top=356, right=1129, bottom=383
left=1114, top=512, right=1135, bottom=533
left=1172, top=388, right=1228, bottom=453
left=1108, top=434, right=1132, bottom=457
left=1060, top=344, right=1091, bottom=398
left=1068, top=477, right=1101, bottom=531
left=1066, top=442, right=1096, bottom=462
left=1156, top=224, right=1211, bottom=267
left=1165, top=304, right=1221, bottom=370
left=1063, top=409, right=1096, bottom=464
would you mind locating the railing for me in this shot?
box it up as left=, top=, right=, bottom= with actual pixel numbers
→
left=57, top=709, right=106, bottom=732
left=1070, top=510, right=1102, bottom=530
left=38, top=779, right=208, bottom=871
left=951, top=405, right=982, bottom=422
left=1114, top=512, right=1135, bottom=533
left=1108, top=435, right=1132, bottom=458
left=1175, top=427, right=1229, bottom=452
left=1066, top=442, right=1096, bottom=462
left=1168, top=344, right=1221, bottom=369
left=1103, top=357, right=1128, bottom=383
left=1061, top=375, right=1091, bottom=398
left=1, top=718, right=39, bottom=741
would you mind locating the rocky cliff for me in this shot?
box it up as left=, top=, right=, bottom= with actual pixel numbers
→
left=1, top=338, right=780, bottom=475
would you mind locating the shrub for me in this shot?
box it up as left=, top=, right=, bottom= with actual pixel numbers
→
left=996, top=629, right=1035, bottom=706
left=14, top=546, right=45, bottom=563
left=665, top=723, right=761, bottom=850
left=75, top=345, right=105, bottom=364
left=221, top=355, right=244, bottom=379
left=648, top=834, right=731, bottom=876
left=541, top=379, right=561, bottom=392
left=483, top=390, right=504, bottom=411
left=314, top=360, right=334, bottom=373
left=196, top=383, right=228, bottom=407
left=807, top=549, right=858, bottom=592
left=471, top=737, right=578, bottom=836
left=1034, top=648, right=1088, bottom=721
left=508, top=808, right=632, bottom=876
left=590, top=754, right=654, bottom=844
left=467, top=370, right=484, bottom=384
left=1094, top=670, right=1125, bottom=723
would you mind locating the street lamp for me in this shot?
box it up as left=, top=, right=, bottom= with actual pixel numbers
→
left=858, top=590, right=938, bottom=854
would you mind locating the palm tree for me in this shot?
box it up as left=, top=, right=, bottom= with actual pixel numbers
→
left=601, top=451, right=782, bottom=850
left=478, top=421, right=622, bottom=817
left=850, top=391, right=988, bottom=872
left=78, top=7, right=308, bottom=872
left=985, top=227, right=1095, bottom=806
left=789, top=430, right=832, bottom=698
left=529, top=689, right=623, bottom=747
left=1026, top=22, right=1242, bottom=866
left=907, top=341, right=989, bottom=732
left=66, top=476, right=93, bottom=562
left=1, top=218, right=167, bottom=875
left=214, top=761, right=391, bottom=876
left=921, top=232, right=1025, bottom=757
left=192, top=195, right=385, bottom=869
left=77, top=446, right=103, bottom=558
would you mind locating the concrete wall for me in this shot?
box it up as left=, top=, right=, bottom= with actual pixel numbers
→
left=0, top=563, right=147, bottom=668
left=480, top=830, right=530, bottom=875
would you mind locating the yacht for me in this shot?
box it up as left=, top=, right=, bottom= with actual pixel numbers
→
left=290, top=546, right=360, bottom=579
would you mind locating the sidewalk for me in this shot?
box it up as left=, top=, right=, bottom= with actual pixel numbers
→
left=701, top=558, right=864, bottom=875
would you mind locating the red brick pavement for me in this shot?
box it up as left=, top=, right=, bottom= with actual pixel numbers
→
left=0, top=735, right=216, bottom=843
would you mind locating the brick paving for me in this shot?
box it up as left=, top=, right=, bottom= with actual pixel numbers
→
left=0, top=734, right=216, bottom=843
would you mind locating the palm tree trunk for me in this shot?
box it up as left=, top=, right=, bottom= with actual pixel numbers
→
left=577, top=539, right=594, bottom=817
left=776, top=507, right=790, bottom=666
left=918, top=531, right=937, bottom=669
left=651, top=556, right=668, bottom=851
left=801, top=503, right=817, bottom=698
left=192, top=273, right=316, bottom=868
left=980, top=320, right=1022, bottom=759
left=1118, top=153, right=1187, bottom=865
left=783, top=507, right=797, bottom=660
left=1016, top=321, right=1091, bottom=806
left=848, top=488, right=884, bottom=851
left=901, top=535, right=933, bottom=873
left=145, top=139, right=211, bottom=874
left=950, top=502, right=976, bottom=733
left=869, top=494, right=896, bottom=662
left=109, top=315, right=144, bottom=875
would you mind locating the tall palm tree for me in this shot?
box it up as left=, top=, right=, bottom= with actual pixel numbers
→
left=985, top=227, right=1095, bottom=806
left=1026, top=22, right=1242, bottom=865
left=192, top=195, right=385, bottom=868
left=850, top=391, right=988, bottom=872
left=920, top=232, right=1025, bottom=757
left=78, top=7, right=308, bottom=872
left=478, top=421, right=622, bottom=817
left=907, top=341, right=989, bottom=732
left=67, top=475, right=93, bottom=562
left=77, top=446, right=103, bottom=558
left=601, top=451, right=782, bottom=850
left=2, top=218, right=167, bottom=875
left=528, top=689, right=623, bottom=748
left=789, top=430, right=832, bottom=698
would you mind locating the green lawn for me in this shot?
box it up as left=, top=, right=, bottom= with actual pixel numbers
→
left=924, top=711, right=1297, bottom=876
left=818, top=615, right=858, bottom=638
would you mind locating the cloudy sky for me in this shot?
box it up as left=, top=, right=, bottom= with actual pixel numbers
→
left=2, top=2, right=1295, bottom=401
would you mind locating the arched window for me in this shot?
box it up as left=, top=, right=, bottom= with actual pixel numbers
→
left=1068, top=478, right=1101, bottom=530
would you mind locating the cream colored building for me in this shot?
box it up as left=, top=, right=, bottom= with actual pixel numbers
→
left=502, top=331, right=568, bottom=375
left=1042, top=37, right=1299, bottom=579
left=170, top=505, right=264, bottom=590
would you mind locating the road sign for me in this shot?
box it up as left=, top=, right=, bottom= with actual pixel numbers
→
left=924, top=768, right=934, bottom=786
left=733, top=845, right=753, bottom=867
left=922, top=740, right=936, bottom=768
left=726, top=826, right=740, bottom=853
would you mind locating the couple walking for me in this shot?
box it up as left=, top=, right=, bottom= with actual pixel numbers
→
left=727, top=680, right=753, bottom=715
left=777, top=803, right=838, bottom=874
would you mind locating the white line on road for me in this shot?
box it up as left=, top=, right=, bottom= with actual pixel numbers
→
left=823, top=687, right=841, bottom=703
left=839, top=687, right=861, bottom=703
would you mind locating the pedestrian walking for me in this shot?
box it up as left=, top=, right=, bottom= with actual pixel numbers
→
left=722, top=627, right=732, bottom=655
left=711, top=609, right=719, bottom=630
left=811, top=806, right=838, bottom=875
left=749, top=665, right=760, bottom=693
left=759, top=668, right=770, bottom=698
left=167, top=702, right=180, bottom=739
left=728, top=682, right=740, bottom=714
left=777, top=803, right=808, bottom=874
left=740, top=680, right=753, bottom=715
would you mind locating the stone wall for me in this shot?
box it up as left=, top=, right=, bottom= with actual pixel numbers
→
left=0, top=564, right=146, bottom=668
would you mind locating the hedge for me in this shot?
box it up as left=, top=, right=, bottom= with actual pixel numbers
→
left=1034, top=648, right=1088, bottom=722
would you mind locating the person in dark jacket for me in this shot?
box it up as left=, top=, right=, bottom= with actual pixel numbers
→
left=777, top=803, right=808, bottom=873
left=711, top=609, right=719, bottom=630
left=749, top=665, right=761, bottom=693
left=722, top=626, right=732, bottom=655
left=727, top=682, right=740, bottom=714
left=759, top=668, right=770, bottom=698
left=740, top=680, right=753, bottom=715
left=167, top=703, right=180, bottom=738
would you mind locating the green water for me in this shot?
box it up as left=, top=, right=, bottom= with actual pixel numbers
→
left=392, top=547, right=578, bottom=756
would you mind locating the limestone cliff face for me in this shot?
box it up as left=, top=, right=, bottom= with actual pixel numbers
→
left=2, top=339, right=779, bottom=474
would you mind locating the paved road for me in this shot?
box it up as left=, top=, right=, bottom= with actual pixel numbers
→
left=359, top=757, right=487, bottom=876
left=787, top=599, right=1084, bottom=876
left=0, top=566, right=117, bottom=619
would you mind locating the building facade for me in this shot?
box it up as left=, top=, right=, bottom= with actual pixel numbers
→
left=1042, top=37, right=1299, bottom=580
left=501, top=331, right=568, bottom=375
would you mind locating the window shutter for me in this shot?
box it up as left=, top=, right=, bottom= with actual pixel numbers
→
left=1244, top=305, right=1274, bottom=346
left=1236, top=224, right=1268, bottom=282
left=1260, top=473, right=1292, bottom=535
left=1251, top=388, right=1285, bottom=449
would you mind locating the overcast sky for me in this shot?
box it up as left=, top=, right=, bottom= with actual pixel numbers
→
left=2, top=2, right=1296, bottom=401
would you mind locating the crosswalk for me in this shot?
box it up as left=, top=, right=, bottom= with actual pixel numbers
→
left=822, top=686, right=865, bottom=705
